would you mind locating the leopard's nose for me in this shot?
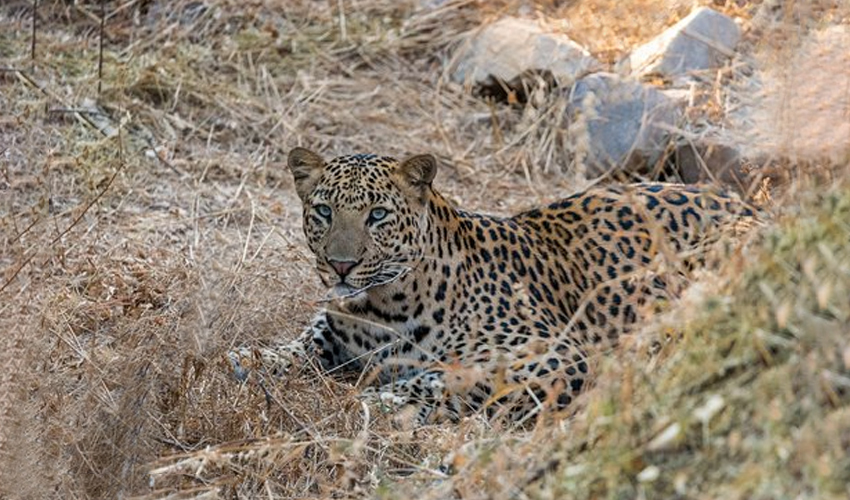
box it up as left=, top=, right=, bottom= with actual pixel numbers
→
left=328, top=259, right=358, bottom=278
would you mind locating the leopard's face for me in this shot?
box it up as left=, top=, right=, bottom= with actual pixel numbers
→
left=288, top=149, right=437, bottom=296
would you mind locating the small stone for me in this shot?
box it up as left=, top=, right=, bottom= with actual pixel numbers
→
left=674, top=143, right=749, bottom=185
left=647, top=422, right=682, bottom=451
left=418, top=0, right=451, bottom=9
left=619, top=7, right=741, bottom=84
left=693, top=394, right=725, bottom=424
left=637, top=465, right=660, bottom=482
left=451, top=17, right=601, bottom=97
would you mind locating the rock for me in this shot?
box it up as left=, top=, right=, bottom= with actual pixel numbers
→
left=451, top=17, right=601, bottom=98
left=417, top=0, right=451, bottom=9
left=619, top=7, right=740, bottom=83
left=674, top=143, right=749, bottom=186
left=567, top=73, right=682, bottom=177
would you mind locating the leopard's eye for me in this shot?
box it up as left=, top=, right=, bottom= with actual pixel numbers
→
left=314, top=204, right=332, bottom=218
left=368, top=207, right=388, bottom=223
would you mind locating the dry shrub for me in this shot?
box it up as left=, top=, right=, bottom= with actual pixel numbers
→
left=1, top=0, right=848, bottom=498
left=739, top=25, right=850, bottom=164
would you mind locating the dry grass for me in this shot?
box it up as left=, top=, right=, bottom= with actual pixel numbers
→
left=389, top=177, right=850, bottom=499
left=1, top=0, right=848, bottom=498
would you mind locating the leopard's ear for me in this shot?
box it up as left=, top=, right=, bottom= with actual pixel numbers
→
left=397, top=154, right=437, bottom=192
left=288, top=148, right=325, bottom=201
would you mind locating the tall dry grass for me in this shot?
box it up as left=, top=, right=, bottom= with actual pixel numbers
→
left=1, top=0, right=848, bottom=498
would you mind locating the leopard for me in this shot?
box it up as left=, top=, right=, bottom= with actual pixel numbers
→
left=232, top=147, right=757, bottom=425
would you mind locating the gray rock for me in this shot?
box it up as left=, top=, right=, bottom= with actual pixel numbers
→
left=567, top=73, right=682, bottom=177
left=451, top=17, right=601, bottom=91
left=674, top=143, right=749, bottom=186
left=417, top=0, right=451, bottom=9
left=619, top=7, right=740, bottom=83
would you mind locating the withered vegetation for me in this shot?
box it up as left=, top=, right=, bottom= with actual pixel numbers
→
left=1, top=0, right=848, bottom=498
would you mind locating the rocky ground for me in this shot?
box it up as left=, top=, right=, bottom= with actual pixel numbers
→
left=1, top=0, right=848, bottom=498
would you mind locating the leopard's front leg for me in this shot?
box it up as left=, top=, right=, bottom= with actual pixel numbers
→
left=362, top=369, right=463, bottom=425
left=229, top=310, right=353, bottom=380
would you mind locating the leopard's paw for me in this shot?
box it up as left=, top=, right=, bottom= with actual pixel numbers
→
left=228, top=341, right=305, bottom=381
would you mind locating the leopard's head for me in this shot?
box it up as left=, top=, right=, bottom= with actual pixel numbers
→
left=287, top=148, right=437, bottom=296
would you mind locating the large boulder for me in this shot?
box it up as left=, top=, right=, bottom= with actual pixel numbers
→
left=618, top=7, right=740, bottom=84
left=567, top=73, right=682, bottom=177
left=451, top=17, right=601, bottom=98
